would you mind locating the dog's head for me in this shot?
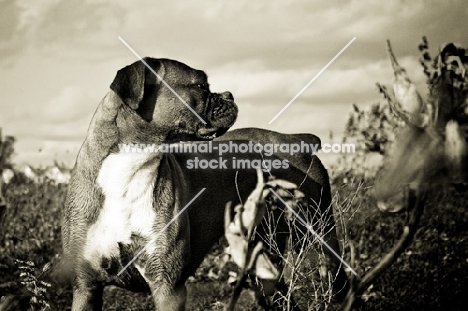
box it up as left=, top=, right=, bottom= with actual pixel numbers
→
left=110, top=58, right=238, bottom=142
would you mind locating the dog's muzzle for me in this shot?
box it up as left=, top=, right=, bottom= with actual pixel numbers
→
left=197, top=92, right=238, bottom=139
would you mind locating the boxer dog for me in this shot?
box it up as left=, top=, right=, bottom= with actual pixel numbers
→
left=62, top=58, right=349, bottom=310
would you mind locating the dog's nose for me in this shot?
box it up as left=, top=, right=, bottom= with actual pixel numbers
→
left=220, top=91, right=234, bottom=101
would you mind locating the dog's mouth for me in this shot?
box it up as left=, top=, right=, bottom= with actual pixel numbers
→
left=196, top=94, right=238, bottom=140
left=197, top=100, right=238, bottom=140
left=167, top=118, right=235, bottom=142
left=167, top=93, right=238, bottom=142
left=196, top=124, right=231, bottom=140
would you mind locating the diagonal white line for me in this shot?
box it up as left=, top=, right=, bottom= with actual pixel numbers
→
left=117, top=188, right=206, bottom=276
left=269, top=188, right=357, bottom=275
left=118, top=36, right=207, bottom=125
left=268, top=37, right=356, bottom=124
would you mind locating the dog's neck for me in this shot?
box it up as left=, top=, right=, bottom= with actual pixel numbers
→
left=75, top=91, right=168, bottom=178
left=115, top=102, right=167, bottom=146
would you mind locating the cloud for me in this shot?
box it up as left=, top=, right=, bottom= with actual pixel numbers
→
left=0, top=0, right=23, bottom=66
left=0, top=0, right=127, bottom=64
left=43, top=86, right=95, bottom=122
left=230, top=98, right=352, bottom=143
left=14, top=138, right=81, bottom=167
left=0, top=85, right=95, bottom=143
left=209, top=54, right=427, bottom=105
left=2, top=0, right=466, bottom=68
left=2, top=116, right=90, bottom=143
left=2, top=0, right=467, bottom=167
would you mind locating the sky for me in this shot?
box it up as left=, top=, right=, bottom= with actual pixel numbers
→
left=0, top=0, right=467, bottom=167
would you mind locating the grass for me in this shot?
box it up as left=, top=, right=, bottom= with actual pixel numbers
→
left=0, top=170, right=467, bottom=310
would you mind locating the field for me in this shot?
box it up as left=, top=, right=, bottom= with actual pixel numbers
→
left=1, top=165, right=467, bottom=311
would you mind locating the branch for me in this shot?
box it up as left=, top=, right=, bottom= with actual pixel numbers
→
left=342, top=185, right=426, bottom=311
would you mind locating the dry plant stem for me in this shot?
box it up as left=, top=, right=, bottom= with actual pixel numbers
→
left=0, top=177, right=7, bottom=226
left=225, top=242, right=263, bottom=311
left=225, top=236, right=263, bottom=311
left=342, top=186, right=426, bottom=311
left=376, top=83, right=428, bottom=128
left=0, top=173, right=3, bottom=198
left=226, top=273, right=247, bottom=311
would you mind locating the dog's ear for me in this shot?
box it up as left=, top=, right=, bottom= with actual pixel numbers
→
left=110, top=58, right=163, bottom=122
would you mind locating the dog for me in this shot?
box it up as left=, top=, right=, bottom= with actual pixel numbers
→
left=62, top=58, right=349, bottom=310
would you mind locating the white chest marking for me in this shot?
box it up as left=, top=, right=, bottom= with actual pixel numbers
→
left=83, top=152, right=161, bottom=268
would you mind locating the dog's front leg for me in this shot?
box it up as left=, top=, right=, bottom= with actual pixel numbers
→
left=147, top=281, right=187, bottom=311
left=141, top=157, right=191, bottom=310
left=71, top=270, right=104, bottom=311
left=138, top=249, right=188, bottom=310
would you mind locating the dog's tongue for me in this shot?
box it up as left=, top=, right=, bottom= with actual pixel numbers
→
left=198, top=127, right=217, bottom=137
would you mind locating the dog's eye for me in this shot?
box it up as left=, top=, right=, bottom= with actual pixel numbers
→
left=197, top=83, right=209, bottom=90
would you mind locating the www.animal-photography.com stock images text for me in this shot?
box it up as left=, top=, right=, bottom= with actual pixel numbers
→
left=1, top=1, right=467, bottom=311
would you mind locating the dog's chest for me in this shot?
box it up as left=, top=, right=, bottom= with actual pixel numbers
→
left=83, top=153, right=161, bottom=266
